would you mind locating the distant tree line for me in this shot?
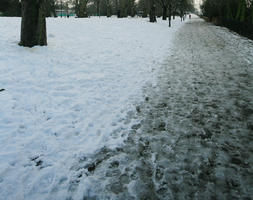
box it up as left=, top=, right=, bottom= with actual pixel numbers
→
left=70, top=0, right=138, bottom=18
left=1, top=0, right=194, bottom=20
left=201, top=0, right=253, bottom=24
left=201, top=0, right=253, bottom=39
left=15, top=0, right=193, bottom=47
left=0, top=0, right=21, bottom=16
left=139, top=0, right=194, bottom=25
left=78, top=0, right=194, bottom=21
left=0, top=0, right=56, bottom=17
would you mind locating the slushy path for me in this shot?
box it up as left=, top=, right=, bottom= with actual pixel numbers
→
left=69, top=17, right=253, bottom=200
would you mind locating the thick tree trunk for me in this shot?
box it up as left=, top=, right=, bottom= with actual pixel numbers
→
left=236, top=0, right=242, bottom=20
left=20, top=0, right=47, bottom=47
left=79, top=0, right=88, bottom=18
left=149, top=0, right=156, bottom=22
left=162, top=5, right=167, bottom=20
left=235, top=0, right=246, bottom=22
left=239, top=0, right=246, bottom=22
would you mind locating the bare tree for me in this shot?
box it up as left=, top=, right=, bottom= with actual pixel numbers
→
left=149, top=0, right=156, bottom=22
left=79, top=0, right=90, bottom=17
left=137, top=0, right=148, bottom=17
left=71, top=0, right=90, bottom=17
left=106, top=0, right=111, bottom=17
left=156, top=0, right=168, bottom=20
left=97, top=0, right=100, bottom=16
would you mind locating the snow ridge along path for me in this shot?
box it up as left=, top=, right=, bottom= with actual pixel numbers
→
left=71, top=17, right=253, bottom=199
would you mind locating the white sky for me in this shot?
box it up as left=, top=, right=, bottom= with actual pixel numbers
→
left=194, top=0, right=202, bottom=11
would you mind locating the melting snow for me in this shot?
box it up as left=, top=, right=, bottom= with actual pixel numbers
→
left=0, top=16, right=185, bottom=200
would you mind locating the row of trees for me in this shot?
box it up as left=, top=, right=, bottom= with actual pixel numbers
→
left=73, top=0, right=194, bottom=20
left=201, top=0, right=253, bottom=39
left=144, top=0, right=194, bottom=25
left=0, top=0, right=57, bottom=17
left=1, top=0, right=193, bottom=19
left=17, top=0, right=193, bottom=47
left=71, top=0, right=136, bottom=18
left=71, top=0, right=194, bottom=28
left=0, top=0, right=21, bottom=16
left=201, top=0, right=253, bottom=24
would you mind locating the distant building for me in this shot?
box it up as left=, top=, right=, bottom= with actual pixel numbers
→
left=55, top=9, right=75, bottom=17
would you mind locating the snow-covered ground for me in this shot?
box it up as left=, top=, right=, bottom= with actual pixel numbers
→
left=0, top=17, right=185, bottom=200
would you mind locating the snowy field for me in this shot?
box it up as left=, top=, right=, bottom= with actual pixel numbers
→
left=0, top=17, right=185, bottom=199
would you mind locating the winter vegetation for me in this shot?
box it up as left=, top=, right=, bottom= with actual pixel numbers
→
left=201, top=0, right=253, bottom=39
left=201, top=0, right=253, bottom=23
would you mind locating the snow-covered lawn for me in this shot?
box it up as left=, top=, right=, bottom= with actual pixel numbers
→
left=0, top=17, right=184, bottom=199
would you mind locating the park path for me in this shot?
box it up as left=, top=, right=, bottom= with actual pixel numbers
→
left=69, top=17, right=253, bottom=200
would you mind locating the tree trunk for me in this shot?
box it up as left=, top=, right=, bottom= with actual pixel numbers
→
left=236, top=0, right=242, bottom=20
left=75, top=0, right=80, bottom=17
left=130, top=0, right=135, bottom=17
left=168, top=4, right=171, bottom=27
left=142, top=7, right=147, bottom=17
left=117, top=9, right=121, bottom=18
left=162, top=5, right=167, bottom=20
left=251, top=4, right=253, bottom=24
left=149, top=0, right=156, bottom=22
left=131, top=7, right=135, bottom=17
left=79, top=0, right=88, bottom=18
left=19, top=0, right=47, bottom=47
left=106, top=0, right=110, bottom=17
left=180, top=9, right=183, bottom=21
left=239, top=0, right=246, bottom=22
left=115, top=0, right=120, bottom=18
left=226, top=0, right=232, bottom=19
left=96, top=0, right=100, bottom=16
